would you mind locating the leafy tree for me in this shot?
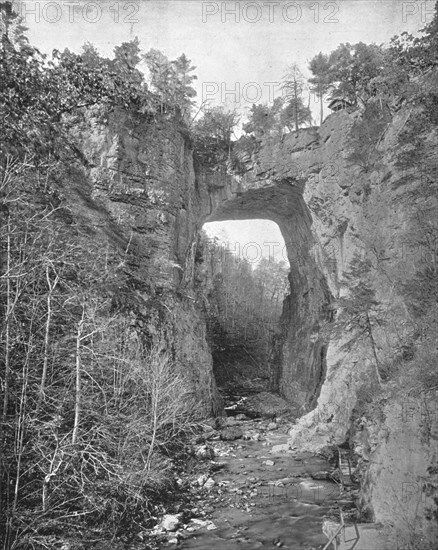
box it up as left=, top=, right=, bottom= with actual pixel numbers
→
left=143, top=48, right=197, bottom=119
left=193, top=106, right=239, bottom=168
left=308, top=52, right=333, bottom=125
left=112, top=36, right=144, bottom=89
left=387, top=1, right=438, bottom=77
left=386, top=4, right=438, bottom=194
left=243, top=102, right=277, bottom=138
left=328, top=42, right=385, bottom=106
left=243, top=93, right=310, bottom=139
left=143, top=47, right=174, bottom=104
left=0, top=1, right=29, bottom=51
left=0, top=33, right=155, bottom=162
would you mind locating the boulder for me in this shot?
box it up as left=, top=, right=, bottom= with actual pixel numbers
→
left=220, top=426, right=243, bottom=441
left=241, top=392, right=291, bottom=418
left=271, top=443, right=291, bottom=453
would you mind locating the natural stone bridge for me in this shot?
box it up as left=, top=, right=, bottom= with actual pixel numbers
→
left=79, top=107, right=390, bottom=438
left=199, top=121, right=354, bottom=409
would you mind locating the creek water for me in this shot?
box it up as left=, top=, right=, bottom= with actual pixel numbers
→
left=170, top=417, right=356, bottom=550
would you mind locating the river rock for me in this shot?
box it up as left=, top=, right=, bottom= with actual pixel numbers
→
left=220, top=426, right=243, bottom=440
left=271, top=443, right=291, bottom=453
left=242, top=392, right=291, bottom=418
left=195, top=444, right=214, bottom=459
left=243, top=430, right=262, bottom=441
left=197, top=474, right=208, bottom=487
left=161, top=514, right=182, bottom=532
left=203, top=477, right=216, bottom=489
left=311, top=470, right=332, bottom=480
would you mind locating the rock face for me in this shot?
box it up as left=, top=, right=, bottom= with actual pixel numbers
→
left=354, top=395, right=438, bottom=545
left=197, top=96, right=437, bottom=541
left=69, top=92, right=436, bottom=541
left=69, top=110, right=221, bottom=415
left=74, top=108, right=338, bottom=417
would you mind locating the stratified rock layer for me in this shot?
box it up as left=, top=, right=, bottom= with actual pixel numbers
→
left=69, top=95, right=436, bottom=541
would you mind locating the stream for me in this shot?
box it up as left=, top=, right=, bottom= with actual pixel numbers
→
left=159, top=388, right=359, bottom=550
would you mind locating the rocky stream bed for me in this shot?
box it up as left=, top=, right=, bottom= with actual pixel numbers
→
left=147, top=388, right=362, bottom=550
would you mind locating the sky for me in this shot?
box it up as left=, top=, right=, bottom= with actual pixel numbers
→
left=203, top=219, right=288, bottom=266
left=11, top=0, right=434, bottom=261
left=15, top=0, right=431, bottom=116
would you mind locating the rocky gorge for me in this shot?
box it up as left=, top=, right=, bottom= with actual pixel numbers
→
left=65, top=71, right=437, bottom=547
left=1, top=12, right=437, bottom=545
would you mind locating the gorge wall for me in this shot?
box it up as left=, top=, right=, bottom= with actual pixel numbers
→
left=69, top=89, right=436, bottom=541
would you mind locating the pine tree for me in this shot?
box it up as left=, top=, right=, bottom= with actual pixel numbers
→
left=282, top=63, right=310, bottom=133
left=308, top=52, right=333, bottom=125
left=333, top=254, right=385, bottom=386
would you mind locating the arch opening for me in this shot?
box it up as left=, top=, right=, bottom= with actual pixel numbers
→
left=194, top=178, right=333, bottom=411
left=199, top=219, right=290, bottom=397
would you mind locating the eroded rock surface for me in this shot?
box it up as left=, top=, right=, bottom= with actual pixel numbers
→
left=71, top=89, right=437, bottom=544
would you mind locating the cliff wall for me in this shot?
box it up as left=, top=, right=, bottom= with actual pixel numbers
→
left=68, top=94, right=436, bottom=539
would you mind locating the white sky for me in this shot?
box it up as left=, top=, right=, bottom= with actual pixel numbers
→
left=15, top=0, right=431, bottom=118
left=13, top=0, right=434, bottom=257
left=203, top=219, right=288, bottom=265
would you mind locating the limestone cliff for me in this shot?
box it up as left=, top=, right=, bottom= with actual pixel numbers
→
left=220, top=94, right=437, bottom=540
left=67, top=89, right=436, bottom=541
left=67, top=108, right=221, bottom=415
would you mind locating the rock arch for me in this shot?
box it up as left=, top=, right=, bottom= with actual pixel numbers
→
left=201, top=176, right=333, bottom=410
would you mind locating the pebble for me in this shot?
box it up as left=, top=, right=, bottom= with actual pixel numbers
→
left=195, top=444, right=215, bottom=459
left=197, top=474, right=208, bottom=487
left=203, top=477, right=216, bottom=489
left=189, top=518, right=217, bottom=531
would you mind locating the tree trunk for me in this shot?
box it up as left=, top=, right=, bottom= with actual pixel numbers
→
left=320, top=91, right=324, bottom=126
left=13, top=328, right=32, bottom=512
left=72, top=309, right=85, bottom=446
left=37, top=265, right=59, bottom=409
left=366, top=313, right=383, bottom=387
left=2, top=222, right=12, bottom=422
left=294, top=82, right=299, bottom=133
